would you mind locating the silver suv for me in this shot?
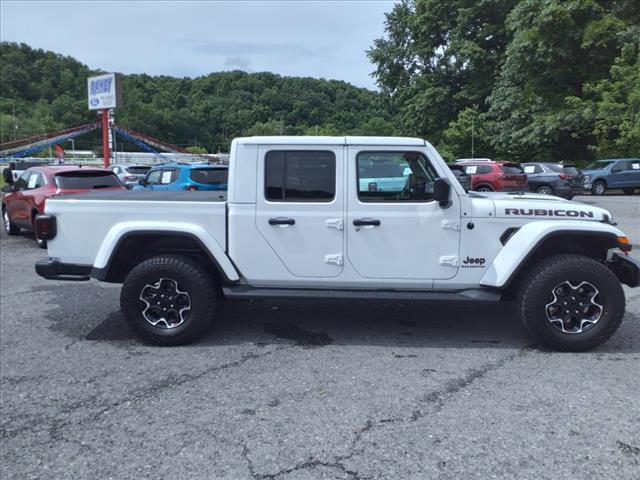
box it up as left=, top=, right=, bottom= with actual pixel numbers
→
left=108, top=164, right=152, bottom=187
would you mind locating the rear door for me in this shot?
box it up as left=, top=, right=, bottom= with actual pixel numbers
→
left=255, top=147, right=344, bottom=278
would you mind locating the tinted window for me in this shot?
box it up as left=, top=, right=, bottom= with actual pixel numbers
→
left=357, top=151, right=438, bottom=202
left=586, top=160, right=615, bottom=169
left=127, top=166, right=151, bottom=175
left=55, top=171, right=121, bottom=189
left=265, top=151, right=335, bottom=202
left=190, top=168, right=228, bottom=185
left=501, top=163, right=524, bottom=174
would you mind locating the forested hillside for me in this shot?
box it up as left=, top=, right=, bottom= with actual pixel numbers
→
left=369, top=0, right=640, bottom=162
left=0, top=42, right=394, bottom=152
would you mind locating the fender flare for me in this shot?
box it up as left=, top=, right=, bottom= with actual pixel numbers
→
left=480, top=221, right=625, bottom=288
left=92, top=222, right=240, bottom=282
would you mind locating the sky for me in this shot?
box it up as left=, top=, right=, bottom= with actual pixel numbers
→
left=0, top=0, right=396, bottom=90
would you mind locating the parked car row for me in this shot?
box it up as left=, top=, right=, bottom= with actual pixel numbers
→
left=1, top=162, right=228, bottom=248
left=454, top=158, right=639, bottom=198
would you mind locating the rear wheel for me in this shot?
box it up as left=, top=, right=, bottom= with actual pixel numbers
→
left=591, top=181, right=606, bottom=195
left=120, top=255, right=217, bottom=345
left=475, top=185, right=493, bottom=192
left=518, top=254, right=624, bottom=352
left=536, top=185, right=553, bottom=195
left=2, top=207, right=20, bottom=235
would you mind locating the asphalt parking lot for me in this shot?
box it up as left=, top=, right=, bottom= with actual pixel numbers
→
left=1, top=195, right=639, bottom=480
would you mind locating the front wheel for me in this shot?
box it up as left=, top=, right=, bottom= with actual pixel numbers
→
left=120, top=255, right=217, bottom=345
left=591, top=181, right=606, bottom=195
left=3, top=208, right=20, bottom=235
left=518, top=254, right=625, bottom=352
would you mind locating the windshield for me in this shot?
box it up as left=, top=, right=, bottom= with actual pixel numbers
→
left=55, top=171, right=121, bottom=189
left=189, top=168, right=228, bottom=185
left=585, top=160, right=615, bottom=170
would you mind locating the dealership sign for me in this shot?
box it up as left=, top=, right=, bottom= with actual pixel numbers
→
left=87, top=73, right=122, bottom=110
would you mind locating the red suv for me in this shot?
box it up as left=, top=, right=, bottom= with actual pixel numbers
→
left=2, top=166, right=125, bottom=247
left=456, top=160, right=528, bottom=192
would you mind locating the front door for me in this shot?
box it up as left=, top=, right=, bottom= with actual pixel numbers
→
left=255, top=146, right=344, bottom=278
left=346, top=148, right=461, bottom=281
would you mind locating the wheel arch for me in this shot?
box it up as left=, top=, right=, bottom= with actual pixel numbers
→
left=92, top=229, right=240, bottom=284
left=481, top=222, right=627, bottom=289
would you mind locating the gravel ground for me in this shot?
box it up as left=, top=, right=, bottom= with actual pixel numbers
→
left=1, top=194, right=639, bottom=480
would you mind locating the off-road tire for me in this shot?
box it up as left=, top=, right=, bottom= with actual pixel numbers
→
left=120, top=255, right=217, bottom=346
left=2, top=206, right=20, bottom=235
left=518, top=254, right=624, bottom=352
left=591, top=180, right=606, bottom=195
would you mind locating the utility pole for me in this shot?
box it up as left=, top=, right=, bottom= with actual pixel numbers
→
left=471, top=111, right=475, bottom=159
left=12, top=105, right=17, bottom=141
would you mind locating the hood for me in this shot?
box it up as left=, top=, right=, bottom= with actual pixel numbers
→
left=470, top=191, right=612, bottom=222
left=581, top=167, right=608, bottom=176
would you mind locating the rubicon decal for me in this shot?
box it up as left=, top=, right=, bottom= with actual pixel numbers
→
left=505, top=208, right=594, bottom=218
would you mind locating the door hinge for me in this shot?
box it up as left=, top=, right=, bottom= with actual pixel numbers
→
left=325, top=218, right=344, bottom=231
left=441, top=219, right=460, bottom=231
left=439, top=255, right=459, bottom=267
left=325, top=254, right=343, bottom=266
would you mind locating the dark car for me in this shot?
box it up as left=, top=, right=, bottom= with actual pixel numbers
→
left=448, top=164, right=471, bottom=191
left=2, top=166, right=125, bottom=248
left=522, top=163, right=584, bottom=199
left=455, top=160, right=528, bottom=192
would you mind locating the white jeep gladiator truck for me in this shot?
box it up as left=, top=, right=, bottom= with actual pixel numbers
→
left=34, top=136, right=639, bottom=351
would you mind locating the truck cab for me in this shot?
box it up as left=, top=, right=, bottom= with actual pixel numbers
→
left=34, top=137, right=639, bottom=351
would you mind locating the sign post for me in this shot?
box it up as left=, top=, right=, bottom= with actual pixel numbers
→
left=87, top=73, right=122, bottom=167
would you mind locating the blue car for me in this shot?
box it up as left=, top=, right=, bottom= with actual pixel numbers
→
left=582, top=158, right=640, bottom=195
left=134, top=163, right=228, bottom=192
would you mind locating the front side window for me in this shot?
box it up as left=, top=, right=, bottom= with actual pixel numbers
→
left=146, top=169, right=178, bottom=185
left=357, top=151, right=438, bottom=202
left=265, top=151, right=335, bottom=202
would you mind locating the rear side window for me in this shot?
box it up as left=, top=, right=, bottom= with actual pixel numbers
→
left=265, top=151, right=335, bottom=202
left=190, top=168, right=228, bottom=185
left=55, top=171, right=121, bottom=189
left=126, top=166, right=151, bottom=175
left=501, top=163, right=524, bottom=174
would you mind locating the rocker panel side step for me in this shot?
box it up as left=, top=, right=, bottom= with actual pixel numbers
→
left=222, top=286, right=502, bottom=302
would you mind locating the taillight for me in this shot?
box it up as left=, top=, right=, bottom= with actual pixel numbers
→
left=35, top=214, right=57, bottom=240
left=123, top=175, right=135, bottom=181
left=186, top=185, right=198, bottom=191
left=559, top=174, right=571, bottom=180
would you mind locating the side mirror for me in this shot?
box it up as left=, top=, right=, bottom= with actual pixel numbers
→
left=1, top=185, right=13, bottom=193
left=2, top=168, right=14, bottom=185
left=434, top=177, right=451, bottom=208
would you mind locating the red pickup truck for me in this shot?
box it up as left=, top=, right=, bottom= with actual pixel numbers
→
left=2, top=165, right=125, bottom=247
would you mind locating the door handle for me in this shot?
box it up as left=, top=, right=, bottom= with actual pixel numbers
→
left=269, top=217, right=295, bottom=226
left=353, top=219, right=381, bottom=227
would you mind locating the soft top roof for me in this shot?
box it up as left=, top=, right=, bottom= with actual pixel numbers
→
left=235, top=136, right=427, bottom=146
